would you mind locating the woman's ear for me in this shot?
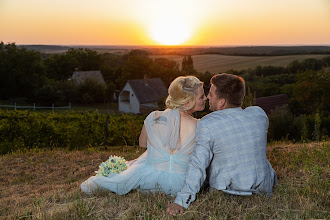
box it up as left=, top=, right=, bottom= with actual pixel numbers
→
left=183, top=101, right=191, bottom=108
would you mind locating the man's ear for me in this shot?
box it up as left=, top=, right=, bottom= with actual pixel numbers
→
left=217, top=98, right=226, bottom=110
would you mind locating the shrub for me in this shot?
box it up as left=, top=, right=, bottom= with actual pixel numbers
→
left=0, top=109, right=144, bottom=154
left=268, top=106, right=329, bottom=142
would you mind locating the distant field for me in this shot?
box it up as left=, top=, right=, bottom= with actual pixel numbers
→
left=149, top=54, right=329, bottom=73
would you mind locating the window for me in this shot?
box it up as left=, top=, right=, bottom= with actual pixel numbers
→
left=120, top=90, right=130, bottom=103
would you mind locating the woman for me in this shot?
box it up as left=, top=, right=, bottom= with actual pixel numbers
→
left=81, top=76, right=207, bottom=196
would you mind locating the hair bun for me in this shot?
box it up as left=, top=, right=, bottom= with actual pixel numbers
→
left=165, top=76, right=203, bottom=110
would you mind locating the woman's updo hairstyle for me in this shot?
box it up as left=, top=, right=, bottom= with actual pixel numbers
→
left=165, top=76, right=203, bottom=111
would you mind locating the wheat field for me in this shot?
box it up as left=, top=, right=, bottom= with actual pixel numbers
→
left=149, top=54, right=329, bottom=73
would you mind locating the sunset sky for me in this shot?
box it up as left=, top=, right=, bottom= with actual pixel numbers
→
left=1, top=0, right=329, bottom=46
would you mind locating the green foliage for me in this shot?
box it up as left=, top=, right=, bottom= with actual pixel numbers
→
left=118, top=53, right=154, bottom=87
left=1, top=42, right=329, bottom=142
left=321, top=56, right=330, bottom=66
left=279, top=83, right=295, bottom=97
left=268, top=105, right=300, bottom=141
left=66, top=48, right=104, bottom=71
left=292, top=69, right=330, bottom=114
left=194, top=71, right=213, bottom=88
left=0, top=109, right=144, bottom=154
left=0, top=42, right=46, bottom=100
left=267, top=106, right=329, bottom=141
left=262, top=74, right=296, bottom=86
left=181, top=55, right=196, bottom=74
left=152, top=58, right=181, bottom=86
left=314, top=113, right=322, bottom=141
left=44, top=53, right=78, bottom=80
left=34, top=79, right=66, bottom=105
left=255, top=65, right=286, bottom=76
left=286, top=58, right=325, bottom=74
left=104, top=82, right=116, bottom=103
left=101, top=52, right=124, bottom=83
left=76, top=78, right=106, bottom=104
left=242, top=86, right=256, bottom=108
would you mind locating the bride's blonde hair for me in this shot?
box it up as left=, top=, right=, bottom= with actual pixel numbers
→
left=165, top=76, right=203, bottom=111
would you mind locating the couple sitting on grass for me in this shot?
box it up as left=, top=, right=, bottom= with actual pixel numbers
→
left=81, top=73, right=277, bottom=216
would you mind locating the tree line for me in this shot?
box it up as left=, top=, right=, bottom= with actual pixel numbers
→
left=0, top=43, right=182, bottom=105
left=1, top=42, right=329, bottom=141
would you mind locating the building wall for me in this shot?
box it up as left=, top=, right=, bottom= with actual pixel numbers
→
left=118, top=83, right=140, bottom=114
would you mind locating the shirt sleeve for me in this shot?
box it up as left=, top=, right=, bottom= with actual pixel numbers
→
left=174, top=119, right=214, bottom=208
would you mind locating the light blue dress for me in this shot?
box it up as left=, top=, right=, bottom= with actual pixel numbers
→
left=81, top=109, right=196, bottom=196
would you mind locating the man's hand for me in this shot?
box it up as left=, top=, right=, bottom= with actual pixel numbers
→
left=167, top=203, right=184, bottom=216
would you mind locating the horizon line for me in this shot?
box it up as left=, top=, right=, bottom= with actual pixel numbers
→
left=15, top=43, right=330, bottom=48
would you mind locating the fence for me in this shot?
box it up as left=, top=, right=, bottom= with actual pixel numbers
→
left=0, top=103, right=71, bottom=111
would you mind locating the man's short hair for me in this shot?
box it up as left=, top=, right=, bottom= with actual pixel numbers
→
left=210, top=73, right=245, bottom=107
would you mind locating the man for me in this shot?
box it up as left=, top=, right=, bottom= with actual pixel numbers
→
left=167, top=73, right=277, bottom=216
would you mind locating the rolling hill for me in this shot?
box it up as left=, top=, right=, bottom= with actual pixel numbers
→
left=149, top=54, right=329, bottom=73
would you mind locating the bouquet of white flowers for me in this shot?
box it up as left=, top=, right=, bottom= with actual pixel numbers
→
left=95, top=155, right=129, bottom=177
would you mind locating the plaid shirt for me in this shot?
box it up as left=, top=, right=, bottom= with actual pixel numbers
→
left=175, top=107, right=277, bottom=208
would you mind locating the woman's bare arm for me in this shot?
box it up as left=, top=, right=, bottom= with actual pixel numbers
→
left=139, top=124, right=147, bottom=148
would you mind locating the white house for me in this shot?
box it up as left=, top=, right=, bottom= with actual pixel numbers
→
left=118, top=78, right=168, bottom=114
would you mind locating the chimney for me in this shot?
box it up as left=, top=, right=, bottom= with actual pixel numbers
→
left=144, top=74, right=148, bottom=86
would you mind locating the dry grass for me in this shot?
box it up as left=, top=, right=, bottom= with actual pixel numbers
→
left=149, top=54, right=329, bottom=73
left=0, top=142, right=329, bottom=219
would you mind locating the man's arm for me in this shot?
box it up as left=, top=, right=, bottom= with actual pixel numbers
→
left=167, top=119, right=214, bottom=214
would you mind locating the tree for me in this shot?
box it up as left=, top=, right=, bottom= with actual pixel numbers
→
left=117, top=51, right=153, bottom=88
left=44, top=54, right=78, bottom=80
left=301, top=58, right=323, bottom=71
left=101, top=53, right=123, bottom=84
left=65, top=48, right=104, bottom=71
left=77, top=78, right=107, bottom=104
left=105, top=82, right=116, bottom=103
left=286, top=60, right=302, bottom=74
left=34, top=79, right=65, bottom=105
left=255, top=65, right=285, bottom=77
left=0, top=42, right=46, bottom=100
left=321, top=56, right=330, bottom=67
left=152, top=58, right=181, bottom=86
left=181, top=55, right=195, bottom=74
left=292, top=69, right=330, bottom=115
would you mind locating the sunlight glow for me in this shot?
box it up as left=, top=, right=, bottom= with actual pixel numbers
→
left=148, top=17, right=193, bottom=45
left=0, top=0, right=329, bottom=45
left=140, top=0, right=202, bottom=45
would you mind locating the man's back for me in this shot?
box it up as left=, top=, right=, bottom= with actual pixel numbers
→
left=198, top=106, right=276, bottom=195
left=171, top=74, right=278, bottom=212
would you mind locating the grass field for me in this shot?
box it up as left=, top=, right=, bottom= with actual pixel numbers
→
left=0, top=141, right=329, bottom=219
left=149, top=54, right=329, bottom=74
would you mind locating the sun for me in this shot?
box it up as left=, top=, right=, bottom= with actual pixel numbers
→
left=148, top=17, right=193, bottom=45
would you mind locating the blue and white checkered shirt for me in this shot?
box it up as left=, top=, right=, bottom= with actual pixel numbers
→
left=174, top=107, right=277, bottom=208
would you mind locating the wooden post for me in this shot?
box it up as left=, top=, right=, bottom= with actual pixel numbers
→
left=104, top=114, right=109, bottom=150
left=33, top=103, right=35, bottom=111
